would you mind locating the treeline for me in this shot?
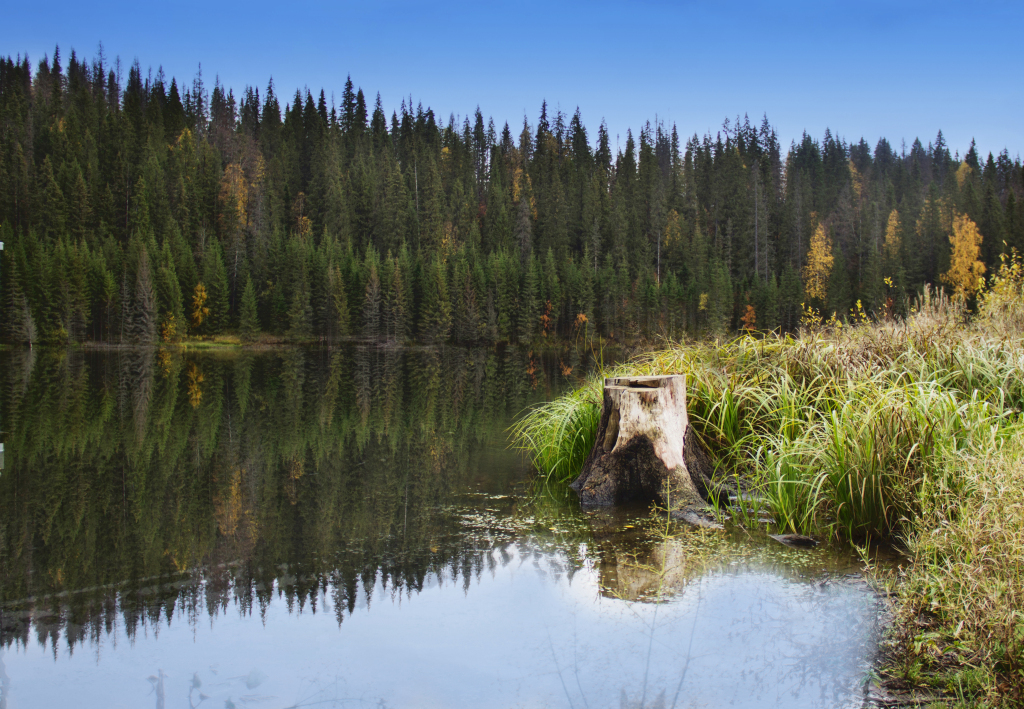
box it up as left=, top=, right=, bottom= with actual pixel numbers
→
left=1, top=46, right=1022, bottom=345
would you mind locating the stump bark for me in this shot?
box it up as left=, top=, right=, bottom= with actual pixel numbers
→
left=570, top=374, right=715, bottom=511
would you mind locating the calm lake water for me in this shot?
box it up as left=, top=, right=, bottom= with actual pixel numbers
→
left=0, top=347, right=881, bottom=709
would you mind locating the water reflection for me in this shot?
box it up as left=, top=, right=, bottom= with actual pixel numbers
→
left=0, top=346, right=881, bottom=709
left=0, top=346, right=593, bottom=652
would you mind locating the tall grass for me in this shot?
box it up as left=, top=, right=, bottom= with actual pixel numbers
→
left=513, top=267, right=1024, bottom=544
left=511, top=379, right=602, bottom=485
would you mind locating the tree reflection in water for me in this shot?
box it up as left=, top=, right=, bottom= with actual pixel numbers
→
left=0, top=345, right=594, bottom=653
left=0, top=346, right=883, bottom=709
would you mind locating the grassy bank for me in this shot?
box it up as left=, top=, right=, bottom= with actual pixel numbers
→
left=512, top=256, right=1024, bottom=705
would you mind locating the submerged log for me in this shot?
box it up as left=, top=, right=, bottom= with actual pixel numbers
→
left=570, top=375, right=717, bottom=512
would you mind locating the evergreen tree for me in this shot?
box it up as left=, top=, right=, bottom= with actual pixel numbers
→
left=131, top=246, right=157, bottom=343
left=362, top=257, right=381, bottom=340
left=287, top=268, right=313, bottom=340
left=155, top=242, right=184, bottom=341
left=239, top=275, right=259, bottom=341
left=327, top=264, right=350, bottom=341
left=419, top=256, right=451, bottom=343
left=202, top=240, right=230, bottom=333
left=518, top=254, right=539, bottom=342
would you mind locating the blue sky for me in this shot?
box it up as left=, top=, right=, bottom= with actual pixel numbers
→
left=5, top=0, right=1021, bottom=158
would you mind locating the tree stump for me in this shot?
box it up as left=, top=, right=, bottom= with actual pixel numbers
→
left=570, top=374, right=715, bottom=512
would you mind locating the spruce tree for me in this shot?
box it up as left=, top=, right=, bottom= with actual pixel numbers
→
left=327, top=264, right=350, bottom=341
left=287, top=270, right=313, bottom=341
left=518, top=254, right=539, bottom=342
left=362, top=258, right=381, bottom=340
left=202, top=241, right=230, bottom=333
left=131, top=247, right=157, bottom=343
left=239, top=275, right=259, bottom=342
left=155, top=242, right=184, bottom=341
left=419, top=256, right=452, bottom=343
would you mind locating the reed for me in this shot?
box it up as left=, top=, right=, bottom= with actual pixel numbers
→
left=513, top=268, right=1024, bottom=543
left=511, top=378, right=603, bottom=485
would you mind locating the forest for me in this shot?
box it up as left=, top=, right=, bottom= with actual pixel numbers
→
left=1, top=45, right=1022, bottom=345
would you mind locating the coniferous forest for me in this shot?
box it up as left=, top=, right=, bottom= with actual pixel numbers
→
left=1, top=47, right=1023, bottom=346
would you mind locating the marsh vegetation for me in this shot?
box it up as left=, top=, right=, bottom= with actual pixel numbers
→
left=514, top=255, right=1024, bottom=705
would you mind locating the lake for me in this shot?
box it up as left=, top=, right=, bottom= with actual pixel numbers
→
left=0, top=346, right=881, bottom=709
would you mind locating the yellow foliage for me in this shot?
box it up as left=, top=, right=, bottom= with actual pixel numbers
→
left=161, top=313, right=178, bottom=342
left=214, top=467, right=244, bottom=537
left=511, top=168, right=532, bottom=205
left=979, top=248, right=1024, bottom=331
left=440, top=221, right=456, bottom=261
left=191, top=283, right=210, bottom=329
left=698, top=293, right=708, bottom=311
left=849, top=299, right=869, bottom=324
left=157, top=349, right=174, bottom=377
left=800, top=302, right=822, bottom=328
left=883, top=209, right=900, bottom=262
left=802, top=223, right=834, bottom=301
left=942, top=213, right=986, bottom=298
left=171, top=128, right=197, bottom=167
left=741, top=304, right=756, bottom=331
left=187, top=362, right=204, bottom=409
left=955, top=162, right=972, bottom=189
left=848, top=160, right=863, bottom=201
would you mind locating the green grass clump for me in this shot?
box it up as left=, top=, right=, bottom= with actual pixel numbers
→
left=511, top=379, right=602, bottom=484
left=514, top=282, right=1023, bottom=542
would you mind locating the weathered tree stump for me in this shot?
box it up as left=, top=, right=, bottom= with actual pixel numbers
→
left=570, top=375, right=716, bottom=512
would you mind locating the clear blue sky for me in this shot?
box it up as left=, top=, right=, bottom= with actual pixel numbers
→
left=4, top=0, right=1021, bottom=159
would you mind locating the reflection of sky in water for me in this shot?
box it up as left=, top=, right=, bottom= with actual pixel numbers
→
left=1, top=543, right=878, bottom=709
left=0, top=350, right=881, bottom=708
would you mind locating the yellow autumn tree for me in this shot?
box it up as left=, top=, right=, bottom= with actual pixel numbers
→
left=848, top=160, right=863, bottom=201
left=803, top=223, right=834, bottom=301
left=942, top=213, right=986, bottom=297
left=955, top=162, right=972, bottom=190
left=191, top=282, right=210, bottom=329
left=883, top=209, right=900, bottom=262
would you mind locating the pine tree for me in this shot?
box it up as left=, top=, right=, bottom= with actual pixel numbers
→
left=388, top=256, right=409, bottom=341
left=362, top=258, right=381, bottom=340
left=327, top=264, right=350, bottom=341
left=155, top=242, right=184, bottom=341
left=131, top=246, right=157, bottom=343
left=38, top=156, right=66, bottom=238
left=239, top=275, right=259, bottom=342
left=515, top=195, right=533, bottom=265
left=3, top=253, right=36, bottom=344
left=287, top=269, right=313, bottom=340
left=202, top=241, right=230, bottom=333
left=518, top=253, right=539, bottom=342
left=419, top=256, right=451, bottom=343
